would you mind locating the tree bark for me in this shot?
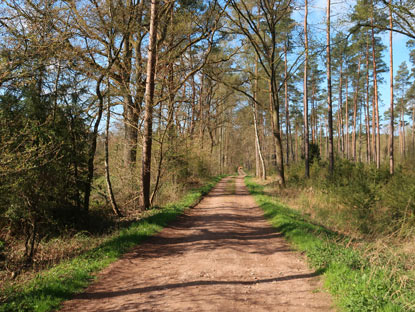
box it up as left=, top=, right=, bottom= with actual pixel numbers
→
left=371, top=1, right=381, bottom=168
left=253, top=102, right=266, bottom=180
left=339, top=58, right=344, bottom=156
left=402, top=108, right=406, bottom=158
left=365, top=40, right=371, bottom=163
left=327, top=0, right=334, bottom=173
left=254, top=56, right=266, bottom=179
left=412, top=102, right=415, bottom=157
left=389, top=0, right=394, bottom=174
left=105, top=83, right=122, bottom=217
left=352, top=56, right=362, bottom=161
left=284, top=41, right=291, bottom=165
left=345, top=75, right=349, bottom=159
left=304, top=0, right=310, bottom=178
left=141, top=0, right=158, bottom=209
left=84, top=75, right=105, bottom=213
left=272, top=95, right=285, bottom=185
left=372, top=91, right=377, bottom=165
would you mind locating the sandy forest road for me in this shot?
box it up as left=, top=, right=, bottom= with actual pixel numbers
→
left=60, top=176, right=333, bottom=312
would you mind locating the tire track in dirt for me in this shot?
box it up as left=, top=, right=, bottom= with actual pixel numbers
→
left=59, top=176, right=334, bottom=312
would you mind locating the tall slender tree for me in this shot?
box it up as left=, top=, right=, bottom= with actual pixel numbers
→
left=304, top=0, right=310, bottom=178
left=327, top=0, right=334, bottom=173
left=141, top=0, right=159, bottom=209
left=389, top=0, right=394, bottom=174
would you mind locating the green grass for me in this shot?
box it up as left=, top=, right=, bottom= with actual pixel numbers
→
left=245, top=177, right=415, bottom=312
left=0, top=176, right=223, bottom=312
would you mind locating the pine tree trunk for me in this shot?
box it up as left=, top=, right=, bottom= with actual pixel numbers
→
left=365, top=41, right=371, bottom=163
left=304, top=0, right=310, bottom=178
left=352, top=56, right=362, bottom=161
left=327, top=0, right=334, bottom=173
left=345, top=75, right=349, bottom=159
left=412, top=102, right=415, bottom=157
left=372, top=91, right=377, bottom=164
left=284, top=41, right=291, bottom=165
left=339, top=59, right=344, bottom=156
left=402, top=108, right=406, bottom=158
left=311, top=84, right=316, bottom=144
left=399, top=110, right=403, bottom=156
left=359, top=109, right=363, bottom=162
left=389, top=0, right=394, bottom=174
left=371, top=1, right=380, bottom=168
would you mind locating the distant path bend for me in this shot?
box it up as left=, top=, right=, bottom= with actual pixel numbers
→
left=60, top=176, right=334, bottom=312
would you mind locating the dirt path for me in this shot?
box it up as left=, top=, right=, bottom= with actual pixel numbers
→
left=60, top=177, right=333, bottom=312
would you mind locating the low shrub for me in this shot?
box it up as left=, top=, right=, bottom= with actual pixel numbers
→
left=285, top=159, right=415, bottom=238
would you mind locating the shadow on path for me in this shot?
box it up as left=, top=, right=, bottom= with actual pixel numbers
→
left=76, top=272, right=321, bottom=300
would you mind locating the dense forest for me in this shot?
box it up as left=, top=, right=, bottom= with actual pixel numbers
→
left=1, top=0, right=415, bottom=309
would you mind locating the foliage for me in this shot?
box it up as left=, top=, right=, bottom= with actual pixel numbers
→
left=285, top=159, right=415, bottom=237
left=0, top=86, right=90, bottom=264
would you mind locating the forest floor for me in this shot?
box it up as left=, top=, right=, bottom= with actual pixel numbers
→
left=59, top=176, right=334, bottom=312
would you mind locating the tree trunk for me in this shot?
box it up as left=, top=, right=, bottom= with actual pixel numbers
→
left=311, top=84, right=316, bottom=144
left=284, top=41, right=291, bottom=165
left=141, top=0, right=158, bottom=209
left=327, top=0, right=334, bottom=173
left=345, top=75, right=349, bottom=159
left=105, top=84, right=122, bottom=217
left=272, top=96, right=285, bottom=185
left=121, top=30, right=138, bottom=169
left=365, top=40, right=371, bottom=163
left=359, top=108, right=363, bottom=162
left=372, top=91, right=377, bottom=165
left=254, top=56, right=261, bottom=178
left=339, top=58, right=344, bottom=156
left=402, top=108, right=406, bottom=158
left=84, top=75, right=105, bottom=213
left=412, top=102, right=415, bottom=157
left=399, top=109, right=403, bottom=156
left=253, top=103, right=266, bottom=180
left=352, top=56, right=362, bottom=161
left=389, top=0, right=394, bottom=174
left=304, top=0, right=310, bottom=178
left=371, top=2, right=380, bottom=168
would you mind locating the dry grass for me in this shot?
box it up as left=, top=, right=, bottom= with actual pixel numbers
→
left=0, top=206, right=161, bottom=293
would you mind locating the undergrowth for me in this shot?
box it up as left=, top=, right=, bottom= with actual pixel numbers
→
left=245, top=177, right=415, bottom=311
left=0, top=176, right=223, bottom=312
left=285, top=159, right=415, bottom=238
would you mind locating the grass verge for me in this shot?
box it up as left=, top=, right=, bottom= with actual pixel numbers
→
left=245, top=177, right=415, bottom=312
left=0, top=176, right=223, bottom=312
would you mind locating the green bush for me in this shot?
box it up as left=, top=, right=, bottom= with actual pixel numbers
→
left=0, top=87, right=90, bottom=263
left=286, top=159, right=415, bottom=237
